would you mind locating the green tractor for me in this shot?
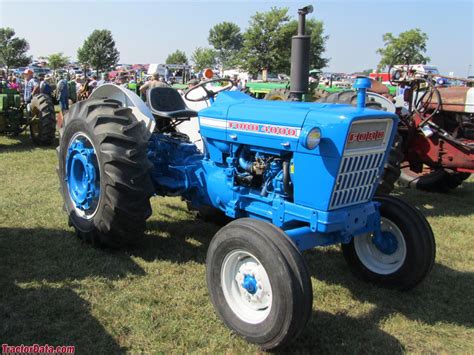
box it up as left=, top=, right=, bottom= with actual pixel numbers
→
left=0, top=86, right=56, bottom=145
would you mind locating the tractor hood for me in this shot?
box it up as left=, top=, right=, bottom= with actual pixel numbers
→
left=199, top=91, right=398, bottom=154
left=199, top=92, right=310, bottom=151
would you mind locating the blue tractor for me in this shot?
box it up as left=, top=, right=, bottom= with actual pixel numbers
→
left=57, top=78, right=435, bottom=349
left=57, top=8, right=435, bottom=350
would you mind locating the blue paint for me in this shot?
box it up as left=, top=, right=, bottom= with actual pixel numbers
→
left=66, top=138, right=100, bottom=211
left=242, top=274, right=257, bottom=295
left=372, top=231, right=399, bottom=255
left=353, top=77, right=372, bottom=108
left=146, top=90, right=399, bottom=252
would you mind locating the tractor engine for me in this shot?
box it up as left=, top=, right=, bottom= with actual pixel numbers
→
left=233, top=148, right=290, bottom=198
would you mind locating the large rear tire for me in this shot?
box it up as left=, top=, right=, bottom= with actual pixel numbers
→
left=342, top=195, right=435, bottom=290
left=399, top=167, right=470, bottom=192
left=206, top=218, right=312, bottom=350
left=30, top=94, right=56, bottom=145
left=312, top=88, right=330, bottom=101
left=264, top=88, right=291, bottom=101
left=57, top=98, right=154, bottom=248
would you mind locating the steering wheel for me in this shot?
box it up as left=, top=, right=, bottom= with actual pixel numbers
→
left=184, top=78, right=235, bottom=102
left=413, top=77, right=441, bottom=123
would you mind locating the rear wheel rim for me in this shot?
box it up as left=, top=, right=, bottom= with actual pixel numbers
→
left=65, top=132, right=101, bottom=219
left=354, top=217, right=407, bottom=275
left=221, top=249, right=272, bottom=324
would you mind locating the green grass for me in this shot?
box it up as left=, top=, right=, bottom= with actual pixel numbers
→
left=0, top=133, right=473, bottom=354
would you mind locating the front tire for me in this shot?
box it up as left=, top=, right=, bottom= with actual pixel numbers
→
left=57, top=98, right=154, bottom=248
left=342, top=195, right=435, bottom=290
left=206, top=218, right=312, bottom=350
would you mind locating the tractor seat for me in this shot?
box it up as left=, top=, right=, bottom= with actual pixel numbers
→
left=147, top=87, right=197, bottom=120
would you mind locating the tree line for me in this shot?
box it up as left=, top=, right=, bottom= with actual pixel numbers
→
left=167, top=7, right=331, bottom=75
left=0, top=6, right=431, bottom=77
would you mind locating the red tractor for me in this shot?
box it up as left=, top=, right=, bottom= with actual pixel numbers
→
left=390, top=70, right=473, bottom=191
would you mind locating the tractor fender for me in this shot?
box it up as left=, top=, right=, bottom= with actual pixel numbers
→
left=89, top=84, right=155, bottom=135
left=367, top=92, right=396, bottom=113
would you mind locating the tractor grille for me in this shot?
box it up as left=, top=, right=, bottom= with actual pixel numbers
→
left=329, top=152, right=385, bottom=209
left=329, top=119, right=393, bottom=210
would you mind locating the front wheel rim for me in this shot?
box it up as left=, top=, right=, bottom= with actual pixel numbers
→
left=354, top=217, right=407, bottom=275
left=221, top=250, right=272, bottom=324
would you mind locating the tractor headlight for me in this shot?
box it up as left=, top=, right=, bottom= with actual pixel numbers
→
left=303, top=127, right=321, bottom=150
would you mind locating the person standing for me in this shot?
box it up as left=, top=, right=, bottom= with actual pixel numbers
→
left=55, top=73, right=70, bottom=128
left=68, top=75, right=78, bottom=103
left=39, top=74, right=53, bottom=98
left=23, top=69, right=39, bottom=104
left=90, top=75, right=98, bottom=87
left=7, top=76, right=20, bottom=91
left=57, top=74, right=69, bottom=112
left=88, top=75, right=98, bottom=95
left=78, top=77, right=91, bottom=100
left=139, top=73, right=168, bottom=98
left=74, top=75, right=84, bottom=101
left=97, top=73, right=109, bottom=87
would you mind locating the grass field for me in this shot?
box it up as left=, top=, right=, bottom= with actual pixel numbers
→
left=0, top=133, right=473, bottom=354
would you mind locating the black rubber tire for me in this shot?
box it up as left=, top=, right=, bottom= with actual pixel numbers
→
left=312, top=88, right=330, bottom=101
left=399, top=167, right=471, bottom=192
left=264, top=88, right=291, bottom=101
left=341, top=195, right=436, bottom=290
left=376, top=133, right=403, bottom=195
left=319, top=91, right=403, bottom=195
left=57, top=98, right=154, bottom=248
left=206, top=218, right=312, bottom=350
left=29, top=94, right=56, bottom=145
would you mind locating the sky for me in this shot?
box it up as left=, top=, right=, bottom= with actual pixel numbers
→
left=0, top=0, right=473, bottom=76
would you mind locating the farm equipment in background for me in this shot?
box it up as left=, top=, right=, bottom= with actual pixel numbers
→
left=57, top=6, right=435, bottom=350
left=387, top=68, right=473, bottom=191
left=0, top=86, right=56, bottom=145
left=248, top=68, right=398, bottom=101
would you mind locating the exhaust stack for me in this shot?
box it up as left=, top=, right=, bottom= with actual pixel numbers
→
left=290, top=5, right=313, bottom=101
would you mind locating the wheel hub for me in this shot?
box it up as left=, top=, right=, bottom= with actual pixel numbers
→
left=221, top=250, right=272, bottom=324
left=372, top=231, right=399, bottom=255
left=235, top=261, right=269, bottom=305
left=241, top=274, right=258, bottom=294
left=353, top=217, right=407, bottom=275
left=66, top=137, right=100, bottom=213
